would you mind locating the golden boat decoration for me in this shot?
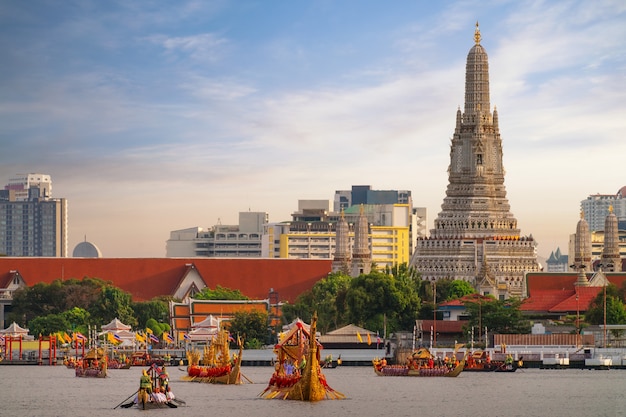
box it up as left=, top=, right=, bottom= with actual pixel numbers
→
left=182, top=329, right=243, bottom=385
left=259, top=312, right=345, bottom=401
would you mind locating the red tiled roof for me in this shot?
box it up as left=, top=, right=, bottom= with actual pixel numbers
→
left=549, top=286, right=601, bottom=312
left=523, top=272, right=626, bottom=313
left=0, top=258, right=332, bottom=302
left=521, top=289, right=574, bottom=312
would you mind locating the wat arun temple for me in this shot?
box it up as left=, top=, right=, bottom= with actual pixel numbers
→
left=410, top=24, right=540, bottom=299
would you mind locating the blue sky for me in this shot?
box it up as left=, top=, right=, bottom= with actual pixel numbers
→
left=1, top=0, right=625, bottom=260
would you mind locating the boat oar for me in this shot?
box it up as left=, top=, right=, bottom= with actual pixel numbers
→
left=172, top=398, right=186, bottom=406
left=241, top=373, right=253, bottom=384
left=113, top=389, right=138, bottom=409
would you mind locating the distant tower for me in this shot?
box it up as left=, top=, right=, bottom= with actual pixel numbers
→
left=332, top=210, right=352, bottom=274
left=601, top=206, right=621, bottom=272
left=573, top=210, right=592, bottom=274
left=351, top=205, right=371, bottom=277
left=410, top=23, right=539, bottom=298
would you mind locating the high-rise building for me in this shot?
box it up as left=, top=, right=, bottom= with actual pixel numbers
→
left=581, top=187, right=626, bottom=232
left=410, top=24, right=540, bottom=299
left=0, top=173, right=68, bottom=257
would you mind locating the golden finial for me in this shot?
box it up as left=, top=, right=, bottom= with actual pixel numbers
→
left=609, top=205, right=613, bottom=214
left=474, top=21, right=481, bottom=45
left=580, top=210, right=584, bottom=219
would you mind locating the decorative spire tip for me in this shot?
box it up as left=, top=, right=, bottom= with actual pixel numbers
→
left=474, top=21, right=481, bottom=45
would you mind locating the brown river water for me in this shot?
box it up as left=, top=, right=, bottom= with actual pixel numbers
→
left=0, top=365, right=624, bottom=417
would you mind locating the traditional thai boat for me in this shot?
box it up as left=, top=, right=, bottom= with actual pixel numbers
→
left=118, top=363, right=183, bottom=410
left=259, top=312, right=345, bottom=401
left=75, top=347, right=107, bottom=378
left=182, top=329, right=243, bottom=385
left=107, top=357, right=132, bottom=369
left=464, top=350, right=522, bottom=372
left=373, top=346, right=466, bottom=377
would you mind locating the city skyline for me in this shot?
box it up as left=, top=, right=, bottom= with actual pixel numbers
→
left=1, top=1, right=625, bottom=259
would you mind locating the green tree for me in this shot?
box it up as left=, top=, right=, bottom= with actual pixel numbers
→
left=447, top=280, right=475, bottom=300
left=228, top=310, right=269, bottom=348
left=462, top=295, right=530, bottom=336
left=132, top=299, right=169, bottom=329
left=345, top=271, right=421, bottom=334
left=193, top=285, right=248, bottom=300
left=585, top=284, right=626, bottom=325
left=28, top=313, right=70, bottom=337
left=88, top=286, right=137, bottom=328
left=61, top=307, right=91, bottom=332
left=281, top=290, right=315, bottom=327
left=145, top=318, right=164, bottom=336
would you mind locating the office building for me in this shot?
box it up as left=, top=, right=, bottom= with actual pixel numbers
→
left=0, top=173, right=67, bottom=257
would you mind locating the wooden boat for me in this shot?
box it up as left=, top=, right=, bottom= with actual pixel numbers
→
left=373, top=346, right=466, bottom=377
left=75, top=347, right=107, bottom=378
left=182, top=329, right=243, bottom=384
left=259, top=312, right=345, bottom=401
left=464, top=350, right=521, bottom=372
left=107, top=358, right=132, bottom=369
left=119, top=363, right=182, bottom=410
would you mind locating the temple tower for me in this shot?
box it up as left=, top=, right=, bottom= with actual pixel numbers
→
left=573, top=210, right=592, bottom=275
left=601, top=206, right=621, bottom=272
left=332, top=210, right=352, bottom=274
left=351, top=205, right=371, bottom=277
left=410, top=23, right=540, bottom=298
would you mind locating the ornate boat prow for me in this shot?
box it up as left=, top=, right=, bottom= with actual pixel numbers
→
left=260, top=312, right=345, bottom=401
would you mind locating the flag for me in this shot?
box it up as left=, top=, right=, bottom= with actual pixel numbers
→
left=356, top=332, right=363, bottom=343
left=74, top=332, right=87, bottom=342
left=113, top=333, right=123, bottom=343
left=107, top=332, right=117, bottom=344
left=149, top=333, right=160, bottom=344
left=367, top=333, right=372, bottom=345
left=377, top=335, right=381, bottom=344
left=228, top=334, right=235, bottom=343
left=182, top=333, right=191, bottom=341
left=135, top=332, right=146, bottom=343
left=146, top=327, right=153, bottom=335
left=163, top=332, right=174, bottom=343
left=0, top=334, right=6, bottom=343
left=63, top=332, right=72, bottom=343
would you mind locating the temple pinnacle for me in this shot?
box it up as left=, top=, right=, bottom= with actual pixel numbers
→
left=474, top=21, right=481, bottom=44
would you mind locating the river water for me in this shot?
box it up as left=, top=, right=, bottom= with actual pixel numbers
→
left=1, top=365, right=624, bottom=417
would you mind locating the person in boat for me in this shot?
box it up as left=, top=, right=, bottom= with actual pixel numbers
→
left=165, top=386, right=175, bottom=402
left=337, top=354, right=342, bottom=366
left=159, top=366, right=169, bottom=392
left=153, top=386, right=167, bottom=403
left=140, top=369, right=153, bottom=394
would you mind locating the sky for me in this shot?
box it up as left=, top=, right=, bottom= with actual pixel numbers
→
left=1, top=0, right=625, bottom=260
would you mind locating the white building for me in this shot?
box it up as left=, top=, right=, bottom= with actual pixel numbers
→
left=166, top=212, right=267, bottom=257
